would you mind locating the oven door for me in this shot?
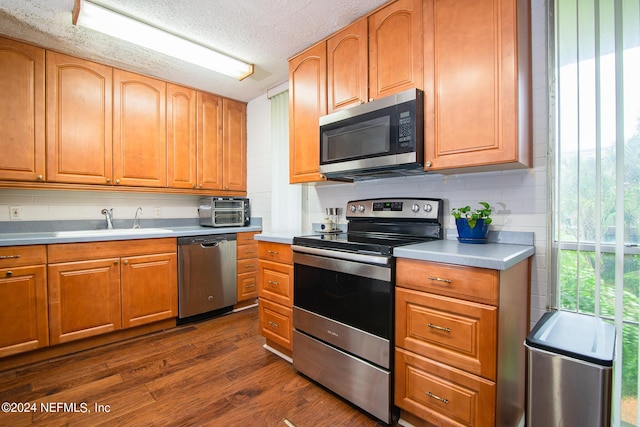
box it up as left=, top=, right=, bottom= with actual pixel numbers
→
left=292, top=246, right=393, bottom=368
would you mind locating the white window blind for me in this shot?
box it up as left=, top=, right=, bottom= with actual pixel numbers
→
left=269, top=89, right=302, bottom=232
left=552, top=0, right=640, bottom=425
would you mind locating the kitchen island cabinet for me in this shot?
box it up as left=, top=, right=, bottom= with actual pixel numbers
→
left=47, top=238, right=177, bottom=345
left=45, top=51, right=113, bottom=185
left=0, top=246, right=48, bottom=358
left=394, top=257, right=530, bottom=427
left=258, top=241, right=294, bottom=358
left=0, top=37, right=45, bottom=183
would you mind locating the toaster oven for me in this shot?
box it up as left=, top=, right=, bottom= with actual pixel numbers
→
left=199, top=197, right=250, bottom=227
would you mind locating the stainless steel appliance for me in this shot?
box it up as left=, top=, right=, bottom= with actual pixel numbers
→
left=319, top=88, right=424, bottom=181
left=199, top=197, right=250, bottom=227
left=178, top=234, right=237, bottom=319
left=292, top=198, right=443, bottom=424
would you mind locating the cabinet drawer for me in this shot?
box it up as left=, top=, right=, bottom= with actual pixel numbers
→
left=237, top=243, right=258, bottom=260
left=396, top=287, right=497, bottom=380
left=258, top=241, right=293, bottom=265
left=395, top=348, right=495, bottom=427
left=258, top=260, right=293, bottom=307
left=237, top=271, right=258, bottom=301
left=237, top=231, right=259, bottom=245
left=238, top=258, right=258, bottom=273
left=259, top=298, right=292, bottom=350
left=0, top=246, right=46, bottom=268
left=397, top=259, right=499, bottom=306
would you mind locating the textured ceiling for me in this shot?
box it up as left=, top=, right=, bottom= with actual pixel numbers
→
left=0, top=0, right=388, bottom=102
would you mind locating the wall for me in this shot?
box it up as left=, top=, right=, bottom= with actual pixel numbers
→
left=246, top=0, right=550, bottom=326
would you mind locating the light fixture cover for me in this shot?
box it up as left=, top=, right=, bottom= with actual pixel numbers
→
left=73, top=0, right=254, bottom=80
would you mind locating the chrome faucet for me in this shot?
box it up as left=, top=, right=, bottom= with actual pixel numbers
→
left=132, top=207, right=142, bottom=229
left=101, top=208, right=114, bottom=229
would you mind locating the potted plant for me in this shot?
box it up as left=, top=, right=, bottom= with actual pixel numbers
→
left=451, top=202, right=492, bottom=243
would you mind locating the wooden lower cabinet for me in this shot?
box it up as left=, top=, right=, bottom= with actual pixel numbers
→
left=257, top=241, right=293, bottom=356
left=0, top=246, right=48, bottom=357
left=395, top=258, right=530, bottom=427
left=47, top=238, right=177, bottom=345
left=236, top=231, right=259, bottom=302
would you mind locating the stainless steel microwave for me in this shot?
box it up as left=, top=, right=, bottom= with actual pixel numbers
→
left=319, top=88, right=424, bottom=180
left=199, top=197, right=250, bottom=227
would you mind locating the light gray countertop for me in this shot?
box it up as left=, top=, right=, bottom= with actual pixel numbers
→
left=0, top=221, right=262, bottom=247
left=394, top=239, right=535, bottom=270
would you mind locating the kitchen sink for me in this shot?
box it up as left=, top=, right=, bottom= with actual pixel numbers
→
left=55, top=228, right=173, bottom=237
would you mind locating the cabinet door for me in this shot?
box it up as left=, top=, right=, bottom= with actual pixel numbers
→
left=327, top=18, right=368, bottom=112
left=121, top=253, right=177, bottom=328
left=46, top=51, right=113, bottom=184
left=48, top=259, right=121, bottom=345
left=423, top=0, right=530, bottom=170
left=0, top=266, right=48, bottom=357
left=197, top=92, right=224, bottom=190
left=223, top=98, right=247, bottom=191
left=167, top=83, right=197, bottom=189
left=289, top=42, right=326, bottom=183
left=0, top=37, right=45, bottom=182
left=368, top=0, right=423, bottom=100
left=113, top=70, right=167, bottom=187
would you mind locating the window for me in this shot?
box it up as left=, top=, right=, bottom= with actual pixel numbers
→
left=552, top=0, right=640, bottom=425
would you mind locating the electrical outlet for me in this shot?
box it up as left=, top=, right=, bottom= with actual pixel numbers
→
left=10, top=206, right=23, bottom=220
left=153, top=207, right=162, bottom=218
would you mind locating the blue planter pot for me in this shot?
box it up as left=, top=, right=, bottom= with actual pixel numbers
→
left=455, top=218, right=489, bottom=243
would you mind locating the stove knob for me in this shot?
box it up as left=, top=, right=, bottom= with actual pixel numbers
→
left=424, top=204, right=433, bottom=212
left=411, top=204, right=420, bottom=212
left=349, top=204, right=357, bottom=213
left=358, top=205, right=365, bottom=213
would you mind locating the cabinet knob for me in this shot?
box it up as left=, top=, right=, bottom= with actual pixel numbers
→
left=5, top=271, right=12, bottom=277
left=123, top=260, right=129, bottom=265
left=425, top=161, right=432, bottom=168
left=36, top=174, right=43, bottom=180
left=192, top=184, right=197, bottom=189
left=369, top=98, right=374, bottom=102
left=115, top=179, right=121, bottom=184
left=106, top=178, right=111, bottom=183
left=114, top=261, right=118, bottom=265
left=199, top=184, right=203, bottom=189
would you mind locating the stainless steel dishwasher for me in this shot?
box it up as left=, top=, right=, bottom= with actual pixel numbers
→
left=178, top=234, right=237, bottom=320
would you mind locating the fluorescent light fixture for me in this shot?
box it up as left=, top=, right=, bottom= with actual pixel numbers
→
left=72, top=0, right=254, bottom=80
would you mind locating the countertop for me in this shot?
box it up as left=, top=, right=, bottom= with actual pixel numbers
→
left=0, top=223, right=262, bottom=247
left=393, top=239, right=535, bottom=270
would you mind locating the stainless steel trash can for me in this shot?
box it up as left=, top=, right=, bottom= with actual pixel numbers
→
left=525, top=311, right=616, bottom=427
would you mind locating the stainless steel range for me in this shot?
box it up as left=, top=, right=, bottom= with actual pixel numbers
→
left=292, top=198, right=443, bottom=424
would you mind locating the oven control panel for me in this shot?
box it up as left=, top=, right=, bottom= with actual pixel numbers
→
left=346, top=198, right=441, bottom=221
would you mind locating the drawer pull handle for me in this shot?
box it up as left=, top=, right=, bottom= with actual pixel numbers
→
left=245, top=284, right=255, bottom=288
left=426, top=391, right=449, bottom=404
left=427, top=323, right=451, bottom=333
left=428, top=276, right=452, bottom=284
left=245, top=250, right=255, bottom=254
left=268, top=280, right=279, bottom=286
left=0, top=255, right=21, bottom=260
left=5, top=271, right=12, bottom=277
left=268, top=320, right=279, bottom=328
left=268, top=250, right=279, bottom=255
left=245, top=264, right=255, bottom=269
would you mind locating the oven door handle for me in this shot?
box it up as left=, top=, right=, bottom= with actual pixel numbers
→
left=292, top=245, right=391, bottom=267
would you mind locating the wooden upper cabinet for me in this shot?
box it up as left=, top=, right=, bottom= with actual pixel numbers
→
left=223, top=98, right=247, bottom=191
left=197, top=91, right=224, bottom=190
left=369, top=0, right=423, bottom=100
left=423, top=0, right=531, bottom=171
left=327, top=18, right=368, bottom=112
left=113, top=69, right=167, bottom=187
left=0, top=37, right=45, bottom=182
left=167, top=83, right=197, bottom=189
left=46, top=52, right=113, bottom=184
left=289, top=42, right=327, bottom=184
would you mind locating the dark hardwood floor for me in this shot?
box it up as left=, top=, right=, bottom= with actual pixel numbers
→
left=0, top=307, right=390, bottom=426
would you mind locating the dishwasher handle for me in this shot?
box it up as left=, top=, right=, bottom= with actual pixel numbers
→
left=201, top=241, right=222, bottom=248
